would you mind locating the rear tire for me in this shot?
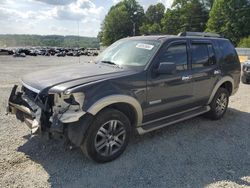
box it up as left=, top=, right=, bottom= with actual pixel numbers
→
left=205, top=87, right=229, bottom=120
left=81, top=108, right=131, bottom=163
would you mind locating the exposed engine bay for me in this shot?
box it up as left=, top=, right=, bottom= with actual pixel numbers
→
left=7, top=84, right=85, bottom=136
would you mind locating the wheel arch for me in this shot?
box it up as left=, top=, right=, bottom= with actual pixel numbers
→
left=207, top=76, right=234, bottom=105
left=87, top=95, right=143, bottom=127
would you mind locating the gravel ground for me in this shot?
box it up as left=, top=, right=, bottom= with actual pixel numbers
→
left=0, top=56, right=249, bottom=188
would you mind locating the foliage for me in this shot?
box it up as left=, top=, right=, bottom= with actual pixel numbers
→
left=161, top=8, right=182, bottom=35
left=203, top=0, right=215, bottom=10
left=99, top=0, right=250, bottom=47
left=162, top=0, right=208, bottom=35
left=172, top=0, right=214, bottom=9
left=206, top=0, right=250, bottom=45
left=100, top=0, right=144, bottom=46
left=0, top=34, right=99, bottom=48
left=139, top=3, right=165, bottom=35
left=238, top=36, right=250, bottom=48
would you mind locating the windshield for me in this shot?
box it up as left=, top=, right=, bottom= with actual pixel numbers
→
left=96, top=39, right=161, bottom=67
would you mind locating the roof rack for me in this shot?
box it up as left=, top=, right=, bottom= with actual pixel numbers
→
left=178, top=32, right=222, bottom=38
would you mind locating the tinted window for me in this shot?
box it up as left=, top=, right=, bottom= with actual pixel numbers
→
left=218, top=40, right=237, bottom=64
left=159, top=43, right=188, bottom=71
left=208, top=44, right=216, bottom=65
left=192, top=43, right=215, bottom=68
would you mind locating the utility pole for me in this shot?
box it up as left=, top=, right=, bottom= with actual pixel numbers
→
left=133, top=22, right=136, bottom=36
left=132, top=11, right=137, bottom=36
left=77, top=21, right=80, bottom=49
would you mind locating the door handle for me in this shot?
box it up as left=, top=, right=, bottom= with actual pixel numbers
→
left=214, top=70, right=221, bottom=75
left=182, top=75, right=192, bottom=81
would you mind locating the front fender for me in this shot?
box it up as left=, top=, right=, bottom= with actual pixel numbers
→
left=87, top=95, right=143, bottom=127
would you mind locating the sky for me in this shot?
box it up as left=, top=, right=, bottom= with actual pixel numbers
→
left=0, top=0, right=173, bottom=37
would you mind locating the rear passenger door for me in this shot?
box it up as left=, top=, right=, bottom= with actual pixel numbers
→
left=190, top=40, right=219, bottom=105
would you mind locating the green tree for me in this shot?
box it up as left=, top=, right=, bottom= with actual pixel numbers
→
left=203, top=0, right=214, bottom=10
left=238, top=36, right=250, bottom=48
left=161, top=8, right=182, bottom=34
left=145, top=3, right=165, bottom=24
left=172, top=0, right=214, bottom=9
left=162, top=0, right=208, bottom=35
left=139, top=3, right=165, bottom=35
left=206, top=0, right=250, bottom=45
left=100, top=0, right=144, bottom=46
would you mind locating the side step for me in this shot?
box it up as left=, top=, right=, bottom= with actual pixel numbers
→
left=137, top=106, right=210, bottom=134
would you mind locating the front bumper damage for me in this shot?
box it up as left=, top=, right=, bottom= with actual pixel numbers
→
left=7, top=85, right=88, bottom=141
left=7, top=85, right=42, bottom=134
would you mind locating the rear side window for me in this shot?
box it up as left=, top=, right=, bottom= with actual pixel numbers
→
left=217, top=40, right=238, bottom=64
left=158, top=43, right=188, bottom=71
left=191, top=42, right=216, bottom=69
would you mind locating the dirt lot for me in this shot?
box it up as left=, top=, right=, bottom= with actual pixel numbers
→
left=0, top=56, right=249, bottom=188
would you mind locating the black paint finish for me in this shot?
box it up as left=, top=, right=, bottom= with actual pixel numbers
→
left=20, top=35, right=241, bottom=126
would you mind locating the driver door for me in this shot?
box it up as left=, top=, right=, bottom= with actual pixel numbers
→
left=144, top=40, right=195, bottom=123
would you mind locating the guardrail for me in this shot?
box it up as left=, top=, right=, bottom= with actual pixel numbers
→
left=236, top=48, right=250, bottom=57
left=236, top=48, right=249, bottom=63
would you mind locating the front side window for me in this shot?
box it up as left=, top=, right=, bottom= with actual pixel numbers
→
left=97, top=39, right=161, bottom=67
left=158, top=43, right=188, bottom=71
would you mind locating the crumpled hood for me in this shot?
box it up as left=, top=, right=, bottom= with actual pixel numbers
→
left=22, top=63, right=134, bottom=93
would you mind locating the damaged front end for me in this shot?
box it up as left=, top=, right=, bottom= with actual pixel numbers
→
left=7, top=84, right=86, bottom=139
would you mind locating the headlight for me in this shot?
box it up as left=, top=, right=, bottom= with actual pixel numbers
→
left=54, top=92, right=85, bottom=108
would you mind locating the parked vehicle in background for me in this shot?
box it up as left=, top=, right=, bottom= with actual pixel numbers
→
left=7, top=32, right=241, bottom=163
left=0, top=49, right=13, bottom=55
left=13, top=52, right=26, bottom=57
left=84, top=48, right=99, bottom=56
left=0, top=47, right=99, bottom=57
left=242, top=60, right=250, bottom=84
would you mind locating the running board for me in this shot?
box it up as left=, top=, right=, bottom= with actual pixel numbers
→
left=137, top=106, right=210, bottom=134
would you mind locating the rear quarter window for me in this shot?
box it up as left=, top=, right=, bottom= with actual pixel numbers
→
left=217, top=40, right=238, bottom=65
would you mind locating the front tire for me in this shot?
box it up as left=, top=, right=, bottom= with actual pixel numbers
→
left=81, top=108, right=131, bottom=163
left=205, top=87, right=229, bottom=120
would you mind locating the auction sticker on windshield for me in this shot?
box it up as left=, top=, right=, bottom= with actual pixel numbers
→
left=136, top=43, right=154, bottom=50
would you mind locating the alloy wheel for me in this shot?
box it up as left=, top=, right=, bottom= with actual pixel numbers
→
left=215, top=93, right=228, bottom=116
left=94, top=120, right=126, bottom=157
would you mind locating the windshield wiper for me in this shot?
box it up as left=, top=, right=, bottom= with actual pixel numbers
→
left=100, top=60, right=122, bottom=68
left=100, top=60, right=117, bottom=65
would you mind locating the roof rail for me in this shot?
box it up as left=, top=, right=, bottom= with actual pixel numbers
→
left=178, top=32, right=222, bottom=38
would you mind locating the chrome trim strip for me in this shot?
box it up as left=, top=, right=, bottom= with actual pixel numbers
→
left=149, top=99, right=162, bottom=105
left=22, top=81, right=40, bottom=93
left=141, top=106, right=201, bottom=126
left=137, top=106, right=210, bottom=135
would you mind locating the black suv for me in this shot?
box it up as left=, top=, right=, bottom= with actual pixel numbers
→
left=7, top=32, right=241, bottom=163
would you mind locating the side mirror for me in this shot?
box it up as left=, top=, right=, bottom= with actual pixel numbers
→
left=156, top=62, right=176, bottom=74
